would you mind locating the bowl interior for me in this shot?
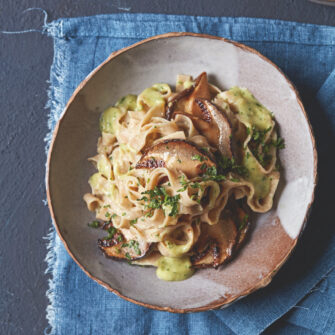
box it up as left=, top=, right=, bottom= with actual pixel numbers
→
left=48, top=34, right=316, bottom=311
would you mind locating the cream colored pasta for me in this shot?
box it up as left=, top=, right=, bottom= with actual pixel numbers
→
left=84, top=73, right=283, bottom=281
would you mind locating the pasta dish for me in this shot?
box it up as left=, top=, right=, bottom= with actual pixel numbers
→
left=84, top=72, right=284, bottom=281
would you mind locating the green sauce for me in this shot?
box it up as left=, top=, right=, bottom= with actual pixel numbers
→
left=224, top=87, right=274, bottom=199
left=156, top=256, right=194, bottom=281
left=162, top=240, right=192, bottom=257
left=116, top=94, right=137, bottom=111
left=97, top=155, right=112, bottom=179
left=243, top=151, right=270, bottom=198
left=228, top=87, right=273, bottom=130
left=99, top=106, right=123, bottom=134
left=137, top=87, right=165, bottom=109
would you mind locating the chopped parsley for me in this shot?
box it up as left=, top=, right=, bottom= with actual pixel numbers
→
left=88, top=220, right=100, bottom=228
left=129, top=240, right=141, bottom=255
left=122, top=240, right=141, bottom=257
left=246, top=127, right=251, bottom=135
left=177, top=175, right=188, bottom=192
left=191, top=154, right=207, bottom=162
left=190, top=181, right=203, bottom=191
left=215, top=154, right=248, bottom=177
left=239, top=214, right=249, bottom=231
left=105, top=212, right=111, bottom=218
left=125, top=252, right=131, bottom=260
left=200, top=163, right=207, bottom=170
left=106, top=226, right=116, bottom=239
left=272, top=137, right=285, bottom=149
left=190, top=194, right=201, bottom=204
left=138, top=186, right=180, bottom=217
left=130, top=218, right=138, bottom=225
left=122, top=212, right=126, bottom=216
left=251, top=126, right=272, bottom=143
left=248, top=126, right=285, bottom=167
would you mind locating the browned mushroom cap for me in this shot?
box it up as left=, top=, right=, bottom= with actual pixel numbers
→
left=191, top=219, right=238, bottom=268
left=98, top=232, right=151, bottom=261
left=135, top=139, right=216, bottom=179
left=166, top=72, right=211, bottom=120
left=191, top=98, right=232, bottom=158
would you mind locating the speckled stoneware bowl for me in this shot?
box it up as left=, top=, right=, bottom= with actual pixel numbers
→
left=47, top=33, right=317, bottom=312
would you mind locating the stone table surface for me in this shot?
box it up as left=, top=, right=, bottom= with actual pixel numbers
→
left=1, top=1, right=334, bottom=334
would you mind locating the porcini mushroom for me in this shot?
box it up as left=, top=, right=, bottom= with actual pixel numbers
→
left=166, top=72, right=211, bottom=120
left=135, top=139, right=216, bottom=179
left=191, top=218, right=238, bottom=268
left=98, top=229, right=151, bottom=261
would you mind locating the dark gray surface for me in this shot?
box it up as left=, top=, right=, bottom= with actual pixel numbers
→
left=1, top=1, right=334, bottom=334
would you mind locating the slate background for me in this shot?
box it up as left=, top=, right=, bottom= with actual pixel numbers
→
left=1, top=1, right=334, bottom=334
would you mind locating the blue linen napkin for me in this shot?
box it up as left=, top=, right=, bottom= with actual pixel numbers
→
left=44, top=14, right=335, bottom=335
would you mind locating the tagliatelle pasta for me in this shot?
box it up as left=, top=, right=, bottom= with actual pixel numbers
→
left=84, top=72, right=284, bottom=281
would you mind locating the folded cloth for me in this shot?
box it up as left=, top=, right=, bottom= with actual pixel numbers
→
left=44, top=14, right=335, bottom=335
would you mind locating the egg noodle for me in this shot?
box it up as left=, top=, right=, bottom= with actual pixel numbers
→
left=84, top=73, right=282, bottom=281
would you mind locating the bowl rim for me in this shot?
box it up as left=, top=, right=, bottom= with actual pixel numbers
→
left=46, top=32, right=318, bottom=313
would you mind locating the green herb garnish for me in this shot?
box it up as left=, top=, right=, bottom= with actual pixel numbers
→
left=138, top=186, right=180, bottom=217
left=88, top=220, right=100, bottom=228
left=191, top=154, right=207, bottom=162
left=125, top=252, right=131, bottom=260
left=272, top=137, right=285, bottom=149
left=239, top=214, right=249, bottom=231
left=130, top=218, right=138, bottom=225
left=107, top=226, right=116, bottom=239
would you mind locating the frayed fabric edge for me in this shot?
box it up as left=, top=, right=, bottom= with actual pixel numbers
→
left=44, top=228, right=57, bottom=335
left=43, top=20, right=69, bottom=335
left=44, top=20, right=67, bottom=156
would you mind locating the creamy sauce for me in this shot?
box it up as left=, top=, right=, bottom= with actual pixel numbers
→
left=97, top=155, right=113, bottom=179
left=137, top=87, right=165, bottom=109
left=116, top=94, right=137, bottom=111
left=225, top=87, right=273, bottom=199
left=228, top=87, right=273, bottom=130
left=243, top=151, right=270, bottom=198
left=163, top=240, right=192, bottom=257
left=156, top=256, right=194, bottom=281
left=100, top=106, right=123, bottom=134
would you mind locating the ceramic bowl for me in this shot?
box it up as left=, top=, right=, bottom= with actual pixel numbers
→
left=47, top=33, right=317, bottom=312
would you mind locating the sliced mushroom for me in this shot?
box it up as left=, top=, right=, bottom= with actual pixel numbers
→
left=166, top=72, right=211, bottom=120
left=98, top=230, right=151, bottom=261
left=135, top=139, right=216, bottom=179
left=175, top=99, right=233, bottom=158
left=191, top=219, right=238, bottom=268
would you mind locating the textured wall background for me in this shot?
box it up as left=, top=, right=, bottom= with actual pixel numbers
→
left=1, top=1, right=334, bottom=334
